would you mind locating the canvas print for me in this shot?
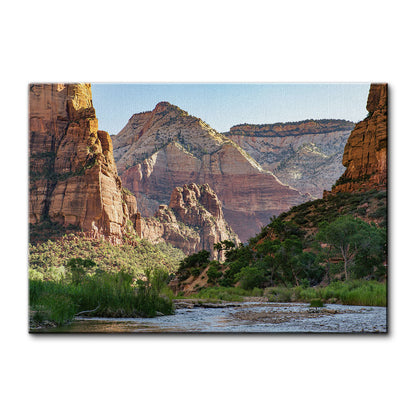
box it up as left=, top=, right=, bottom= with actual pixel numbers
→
left=29, top=83, right=387, bottom=333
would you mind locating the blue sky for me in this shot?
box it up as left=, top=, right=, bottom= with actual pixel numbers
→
left=91, top=83, right=371, bottom=135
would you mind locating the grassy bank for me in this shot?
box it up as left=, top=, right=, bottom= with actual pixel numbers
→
left=29, top=268, right=174, bottom=328
left=176, top=286, right=264, bottom=302
left=265, top=280, right=387, bottom=307
left=174, top=280, right=386, bottom=307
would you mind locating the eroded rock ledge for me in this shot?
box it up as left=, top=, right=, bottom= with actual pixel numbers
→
left=139, top=183, right=240, bottom=259
left=328, top=84, right=387, bottom=194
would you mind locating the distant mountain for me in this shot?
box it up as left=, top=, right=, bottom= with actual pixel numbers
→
left=224, top=119, right=355, bottom=198
left=112, top=102, right=310, bottom=242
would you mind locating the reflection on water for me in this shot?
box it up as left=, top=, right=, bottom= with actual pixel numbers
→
left=39, top=302, right=387, bottom=334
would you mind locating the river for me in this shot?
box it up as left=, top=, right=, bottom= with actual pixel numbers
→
left=35, top=302, right=387, bottom=333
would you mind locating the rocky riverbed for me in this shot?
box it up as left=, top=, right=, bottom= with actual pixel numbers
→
left=33, top=301, right=387, bottom=333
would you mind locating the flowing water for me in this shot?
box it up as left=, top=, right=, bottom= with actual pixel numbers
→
left=40, top=302, right=387, bottom=333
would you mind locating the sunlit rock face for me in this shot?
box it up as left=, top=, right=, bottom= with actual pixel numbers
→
left=112, top=102, right=310, bottom=242
left=29, top=83, right=135, bottom=243
left=328, top=84, right=387, bottom=194
left=224, top=119, right=355, bottom=199
left=140, top=183, right=240, bottom=260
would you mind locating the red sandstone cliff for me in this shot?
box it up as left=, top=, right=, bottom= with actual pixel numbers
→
left=329, top=84, right=387, bottom=194
left=112, top=102, right=310, bottom=242
left=29, top=83, right=137, bottom=243
left=140, top=183, right=240, bottom=260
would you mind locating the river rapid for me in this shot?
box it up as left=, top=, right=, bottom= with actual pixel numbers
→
left=37, top=301, right=387, bottom=333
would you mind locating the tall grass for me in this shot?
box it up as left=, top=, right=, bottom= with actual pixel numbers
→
left=265, top=280, right=386, bottom=306
left=29, top=270, right=174, bottom=327
left=181, top=286, right=264, bottom=302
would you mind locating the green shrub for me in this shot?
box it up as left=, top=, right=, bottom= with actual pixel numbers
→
left=29, top=235, right=185, bottom=279
left=265, top=286, right=293, bottom=302
left=236, top=266, right=267, bottom=290
left=370, top=205, right=387, bottom=220
left=194, top=286, right=262, bottom=302
left=191, top=267, right=201, bottom=277
left=29, top=268, right=44, bottom=281
left=309, top=299, right=324, bottom=308
left=207, top=265, right=223, bottom=283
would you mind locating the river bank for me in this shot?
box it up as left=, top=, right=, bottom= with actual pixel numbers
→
left=31, top=299, right=387, bottom=333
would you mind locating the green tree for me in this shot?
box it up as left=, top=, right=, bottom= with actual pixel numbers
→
left=66, top=258, right=96, bottom=284
left=351, top=226, right=386, bottom=280
left=236, top=265, right=268, bottom=290
left=316, top=216, right=385, bottom=280
left=207, top=263, right=223, bottom=284
left=273, top=238, right=304, bottom=286
left=256, top=239, right=282, bottom=285
left=214, top=240, right=236, bottom=261
left=149, top=267, right=170, bottom=293
left=213, top=242, right=223, bottom=261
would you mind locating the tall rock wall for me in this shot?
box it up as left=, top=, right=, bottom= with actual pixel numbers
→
left=329, top=84, right=387, bottom=194
left=140, top=183, right=240, bottom=260
left=224, top=120, right=355, bottom=198
left=29, top=83, right=136, bottom=243
left=112, top=102, right=310, bottom=242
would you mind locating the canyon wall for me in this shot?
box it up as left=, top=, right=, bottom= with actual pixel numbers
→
left=329, top=84, right=387, bottom=194
left=224, top=120, right=355, bottom=198
left=29, top=83, right=135, bottom=243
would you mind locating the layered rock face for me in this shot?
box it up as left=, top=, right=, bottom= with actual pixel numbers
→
left=140, top=183, right=239, bottom=259
left=329, top=84, right=387, bottom=193
left=113, top=102, right=310, bottom=242
left=224, top=120, right=355, bottom=198
left=29, top=83, right=135, bottom=242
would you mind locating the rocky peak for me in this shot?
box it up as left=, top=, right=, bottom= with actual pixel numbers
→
left=153, top=101, right=185, bottom=115
left=366, top=84, right=387, bottom=113
left=29, top=83, right=137, bottom=243
left=113, top=102, right=227, bottom=171
left=112, top=103, right=310, bottom=241
left=140, top=183, right=240, bottom=259
left=328, top=83, right=387, bottom=194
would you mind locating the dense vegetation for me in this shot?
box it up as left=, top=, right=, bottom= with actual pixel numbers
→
left=29, top=190, right=387, bottom=328
left=30, top=261, right=174, bottom=328
left=29, top=234, right=185, bottom=278
left=175, top=190, right=387, bottom=306
left=29, top=233, right=185, bottom=328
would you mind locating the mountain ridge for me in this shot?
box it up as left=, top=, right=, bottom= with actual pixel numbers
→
left=223, top=119, right=355, bottom=198
left=112, top=102, right=310, bottom=241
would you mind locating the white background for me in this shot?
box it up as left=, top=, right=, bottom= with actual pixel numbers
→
left=1, top=1, right=414, bottom=415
